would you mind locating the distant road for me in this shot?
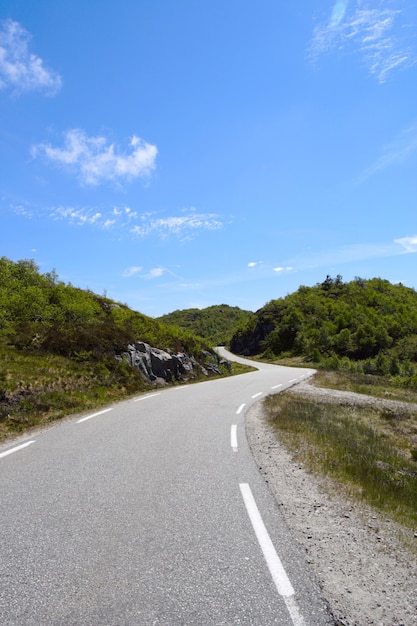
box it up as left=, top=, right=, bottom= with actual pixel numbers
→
left=0, top=349, right=333, bottom=625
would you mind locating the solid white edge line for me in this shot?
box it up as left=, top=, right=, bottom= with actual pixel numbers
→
left=134, top=393, right=160, bottom=402
left=236, top=403, right=246, bottom=415
left=251, top=392, right=263, bottom=399
left=76, top=408, right=113, bottom=423
left=231, top=424, right=238, bottom=451
left=0, top=440, right=35, bottom=459
left=239, top=483, right=306, bottom=626
left=239, top=483, right=294, bottom=596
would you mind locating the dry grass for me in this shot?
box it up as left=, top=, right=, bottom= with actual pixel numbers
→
left=313, top=369, right=417, bottom=404
left=264, top=384, right=417, bottom=531
left=0, top=343, right=149, bottom=440
left=0, top=343, right=252, bottom=441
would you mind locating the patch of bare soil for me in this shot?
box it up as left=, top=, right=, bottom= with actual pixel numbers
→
left=246, top=381, right=417, bottom=626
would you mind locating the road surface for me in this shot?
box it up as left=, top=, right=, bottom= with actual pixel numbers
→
left=0, top=348, right=334, bottom=625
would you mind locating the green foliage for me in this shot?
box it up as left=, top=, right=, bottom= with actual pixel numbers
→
left=0, top=257, right=221, bottom=439
left=230, top=275, right=417, bottom=383
left=0, top=256, right=211, bottom=358
left=157, top=304, right=254, bottom=345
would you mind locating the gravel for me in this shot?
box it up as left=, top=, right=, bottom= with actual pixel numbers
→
left=246, top=381, right=417, bottom=626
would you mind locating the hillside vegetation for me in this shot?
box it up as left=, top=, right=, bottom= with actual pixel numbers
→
left=157, top=304, right=254, bottom=345
left=0, top=257, right=229, bottom=439
left=230, top=275, right=417, bottom=387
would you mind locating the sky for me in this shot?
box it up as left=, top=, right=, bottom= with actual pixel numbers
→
left=1, top=0, right=416, bottom=317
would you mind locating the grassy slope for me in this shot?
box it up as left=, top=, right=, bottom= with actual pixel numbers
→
left=264, top=370, right=417, bottom=531
left=0, top=258, right=248, bottom=441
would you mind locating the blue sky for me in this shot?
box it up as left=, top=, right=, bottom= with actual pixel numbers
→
left=1, top=0, right=416, bottom=317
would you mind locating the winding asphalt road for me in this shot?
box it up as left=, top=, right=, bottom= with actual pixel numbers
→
left=0, top=348, right=334, bottom=625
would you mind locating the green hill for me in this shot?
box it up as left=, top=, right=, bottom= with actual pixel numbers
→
left=0, top=257, right=226, bottom=439
left=157, top=304, right=254, bottom=346
left=230, top=275, right=417, bottom=385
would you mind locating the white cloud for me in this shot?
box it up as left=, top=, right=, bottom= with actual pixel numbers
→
left=121, top=266, right=181, bottom=282
left=310, top=2, right=417, bottom=82
left=329, top=1, right=349, bottom=29
left=122, top=266, right=143, bottom=277
left=33, top=202, right=225, bottom=240
left=123, top=206, right=139, bottom=219
left=50, top=206, right=103, bottom=225
left=273, top=266, right=293, bottom=273
left=146, top=267, right=165, bottom=279
left=130, top=211, right=223, bottom=240
left=32, top=129, right=157, bottom=185
left=121, top=266, right=169, bottom=280
left=394, top=235, right=417, bottom=253
left=11, top=203, right=33, bottom=217
left=0, top=19, right=62, bottom=95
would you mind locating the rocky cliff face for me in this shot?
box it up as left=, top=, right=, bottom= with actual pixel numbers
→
left=116, top=341, right=230, bottom=385
left=229, top=319, right=275, bottom=356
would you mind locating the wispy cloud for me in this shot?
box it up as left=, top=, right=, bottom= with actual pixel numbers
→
left=0, top=19, right=62, bottom=95
left=9, top=203, right=33, bottom=217
left=122, top=266, right=143, bottom=278
left=130, top=212, right=224, bottom=240
left=45, top=204, right=225, bottom=240
left=32, top=129, right=157, bottom=185
left=288, top=236, right=417, bottom=271
left=329, top=1, right=349, bottom=29
left=360, top=121, right=417, bottom=179
left=273, top=266, right=294, bottom=273
left=122, top=265, right=181, bottom=281
left=310, top=1, right=417, bottom=82
left=145, top=267, right=166, bottom=280
left=49, top=206, right=103, bottom=225
left=394, top=235, right=417, bottom=253
left=247, top=262, right=292, bottom=274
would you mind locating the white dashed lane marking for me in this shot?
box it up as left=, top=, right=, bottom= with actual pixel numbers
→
left=231, top=425, right=238, bottom=452
left=0, top=440, right=35, bottom=460
left=76, top=408, right=113, bottom=423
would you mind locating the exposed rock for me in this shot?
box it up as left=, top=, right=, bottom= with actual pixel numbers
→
left=230, top=318, right=274, bottom=355
left=116, top=342, right=227, bottom=385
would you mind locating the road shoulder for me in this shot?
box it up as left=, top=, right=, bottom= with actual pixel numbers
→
left=246, top=398, right=417, bottom=626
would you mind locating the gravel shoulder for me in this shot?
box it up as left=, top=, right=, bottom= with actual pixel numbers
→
left=246, top=380, right=417, bottom=626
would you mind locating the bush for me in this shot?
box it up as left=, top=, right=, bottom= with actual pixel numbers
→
left=229, top=275, right=417, bottom=381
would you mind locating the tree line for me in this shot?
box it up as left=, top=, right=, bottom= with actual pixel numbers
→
left=157, top=305, right=253, bottom=346
left=230, top=275, right=417, bottom=385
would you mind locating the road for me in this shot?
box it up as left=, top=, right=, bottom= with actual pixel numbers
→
left=0, top=348, right=334, bottom=625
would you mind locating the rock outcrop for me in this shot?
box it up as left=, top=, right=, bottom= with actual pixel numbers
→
left=230, top=319, right=275, bottom=356
left=116, top=342, right=230, bottom=385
